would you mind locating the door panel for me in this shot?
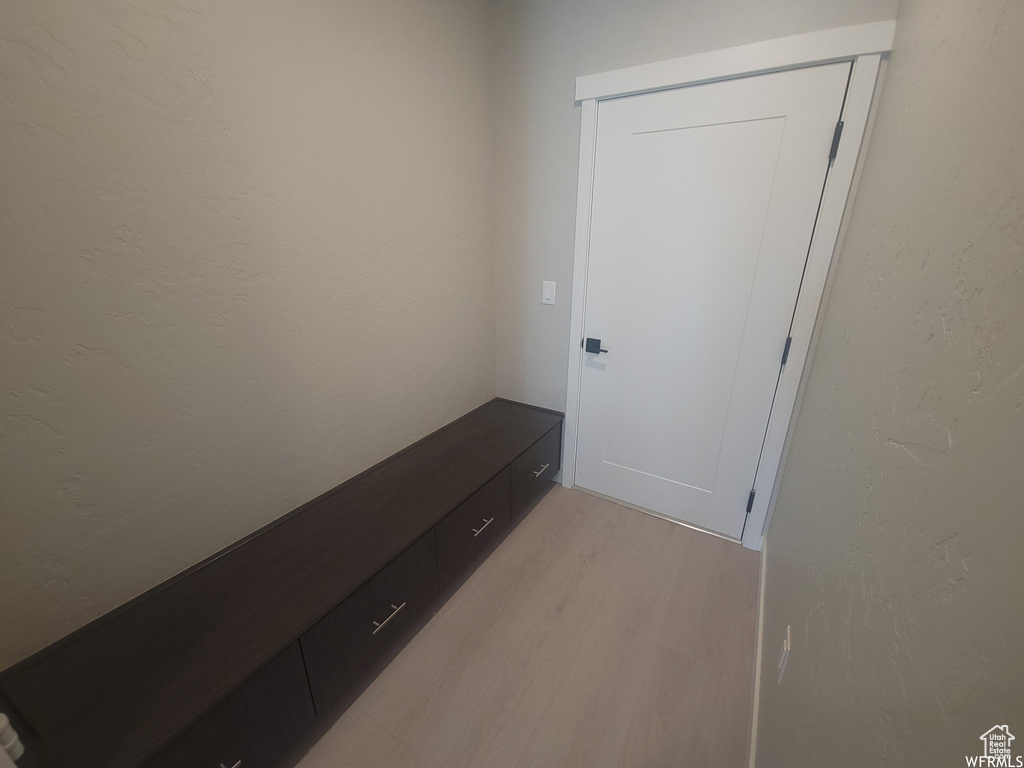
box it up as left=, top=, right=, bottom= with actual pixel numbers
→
left=604, top=117, right=785, bottom=491
left=574, top=63, right=850, bottom=538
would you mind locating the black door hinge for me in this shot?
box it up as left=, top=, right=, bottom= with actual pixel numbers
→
left=746, top=489, right=756, bottom=514
left=828, top=120, right=845, bottom=163
left=781, top=335, right=793, bottom=366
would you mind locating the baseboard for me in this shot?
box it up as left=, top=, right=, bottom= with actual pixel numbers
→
left=748, top=538, right=768, bottom=768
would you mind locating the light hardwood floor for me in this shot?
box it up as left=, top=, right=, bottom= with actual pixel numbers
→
left=296, top=485, right=760, bottom=768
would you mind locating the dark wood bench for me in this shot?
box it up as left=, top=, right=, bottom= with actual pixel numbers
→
left=0, top=398, right=563, bottom=768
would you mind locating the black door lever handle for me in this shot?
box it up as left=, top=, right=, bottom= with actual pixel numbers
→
left=584, top=337, right=609, bottom=354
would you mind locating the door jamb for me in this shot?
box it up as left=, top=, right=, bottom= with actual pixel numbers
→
left=562, top=22, right=895, bottom=550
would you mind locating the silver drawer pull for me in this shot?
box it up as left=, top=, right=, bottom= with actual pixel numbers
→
left=220, top=762, right=241, bottom=768
left=372, top=602, right=407, bottom=636
left=533, top=463, right=550, bottom=478
left=472, top=517, right=495, bottom=537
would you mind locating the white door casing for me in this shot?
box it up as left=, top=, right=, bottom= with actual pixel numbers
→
left=563, top=22, right=895, bottom=549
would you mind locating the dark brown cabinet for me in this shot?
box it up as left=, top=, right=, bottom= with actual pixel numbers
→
left=300, top=532, right=438, bottom=720
left=511, top=425, right=562, bottom=520
left=143, top=643, right=316, bottom=768
left=1, top=400, right=561, bottom=768
left=435, top=467, right=511, bottom=594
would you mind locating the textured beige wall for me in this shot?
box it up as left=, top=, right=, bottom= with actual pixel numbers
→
left=756, top=0, right=1024, bottom=764
left=0, top=0, right=495, bottom=668
left=491, top=0, right=899, bottom=410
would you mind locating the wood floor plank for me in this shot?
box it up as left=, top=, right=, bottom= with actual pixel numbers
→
left=295, top=486, right=759, bottom=768
left=295, top=707, right=418, bottom=768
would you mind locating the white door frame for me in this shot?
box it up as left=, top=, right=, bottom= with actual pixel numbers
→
left=562, top=21, right=896, bottom=550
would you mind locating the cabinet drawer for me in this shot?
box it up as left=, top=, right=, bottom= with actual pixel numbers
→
left=143, top=642, right=316, bottom=768
left=299, top=532, right=438, bottom=719
left=435, top=467, right=511, bottom=594
left=511, top=426, right=561, bottom=520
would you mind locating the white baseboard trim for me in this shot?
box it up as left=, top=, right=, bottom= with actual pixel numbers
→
left=748, top=539, right=768, bottom=768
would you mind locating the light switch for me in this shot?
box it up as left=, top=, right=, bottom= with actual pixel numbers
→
left=542, top=281, right=556, bottom=305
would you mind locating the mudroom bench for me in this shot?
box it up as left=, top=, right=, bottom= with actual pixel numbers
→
left=0, top=398, right=563, bottom=768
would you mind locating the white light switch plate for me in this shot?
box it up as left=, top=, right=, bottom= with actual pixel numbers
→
left=542, top=281, right=556, bottom=305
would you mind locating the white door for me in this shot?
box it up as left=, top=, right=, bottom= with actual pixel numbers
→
left=574, top=63, right=850, bottom=539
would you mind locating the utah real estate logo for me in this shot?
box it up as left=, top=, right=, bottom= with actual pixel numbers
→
left=967, top=726, right=1023, bottom=767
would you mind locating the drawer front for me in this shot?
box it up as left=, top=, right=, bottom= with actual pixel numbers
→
left=300, top=531, right=438, bottom=719
left=435, top=467, right=511, bottom=594
left=511, top=425, right=561, bottom=520
left=143, top=642, right=316, bottom=768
